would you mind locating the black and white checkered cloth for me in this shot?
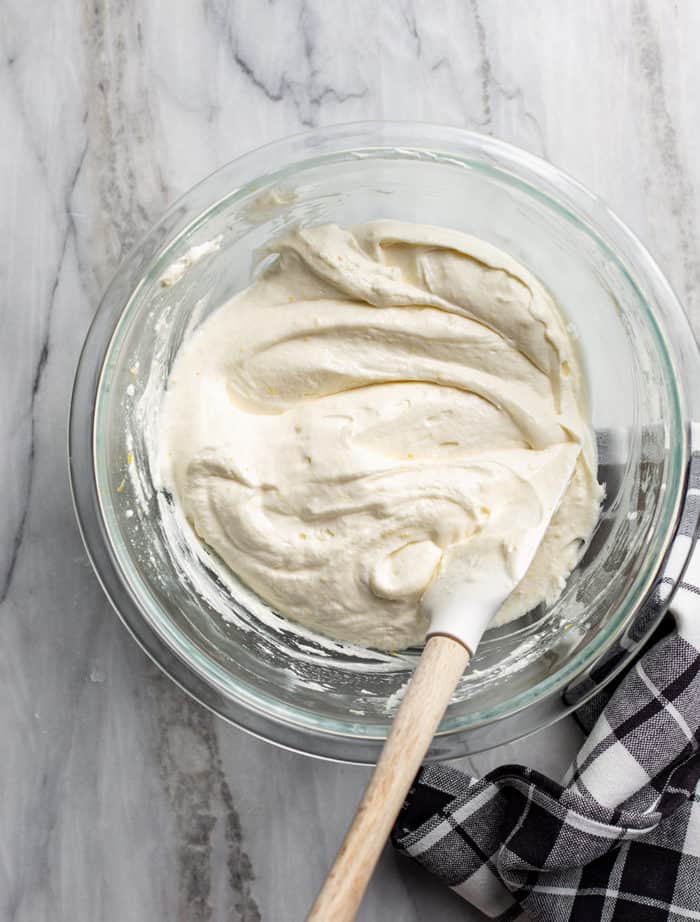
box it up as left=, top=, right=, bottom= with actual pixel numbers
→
left=393, top=434, right=700, bottom=921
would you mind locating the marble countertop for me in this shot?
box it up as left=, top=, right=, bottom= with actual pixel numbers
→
left=3, top=1, right=700, bottom=919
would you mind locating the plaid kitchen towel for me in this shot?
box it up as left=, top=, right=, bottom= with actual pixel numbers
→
left=393, top=438, right=700, bottom=921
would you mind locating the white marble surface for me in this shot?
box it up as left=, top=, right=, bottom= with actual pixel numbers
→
left=2, top=2, right=700, bottom=919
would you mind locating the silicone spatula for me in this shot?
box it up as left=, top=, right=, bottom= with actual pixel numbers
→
left=306, top=448, right=579, bottom=922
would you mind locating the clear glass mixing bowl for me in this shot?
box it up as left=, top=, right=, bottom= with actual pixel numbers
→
left=70, top=123, right=700, bottom=763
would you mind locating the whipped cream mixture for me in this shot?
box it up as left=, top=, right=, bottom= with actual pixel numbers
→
left=161, top=221, right=602, bottom=650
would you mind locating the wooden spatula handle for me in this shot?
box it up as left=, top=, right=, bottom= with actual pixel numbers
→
left=306, top=634, right=471, bottom=921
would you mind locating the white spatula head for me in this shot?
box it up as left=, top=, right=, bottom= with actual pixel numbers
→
left=422, top=444, right=580, bottom=655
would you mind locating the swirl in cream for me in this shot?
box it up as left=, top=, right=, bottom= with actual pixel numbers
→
left=161, top=221, right=602, bottom=650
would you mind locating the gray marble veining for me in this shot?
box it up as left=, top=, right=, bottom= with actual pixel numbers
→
left=2, top=1, right=699, bottom=919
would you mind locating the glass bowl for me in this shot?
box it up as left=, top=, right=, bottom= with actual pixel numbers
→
left=70, top=123, right=700, bottom=763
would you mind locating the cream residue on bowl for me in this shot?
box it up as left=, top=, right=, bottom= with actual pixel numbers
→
left=159, top=220, right=602, bottom=651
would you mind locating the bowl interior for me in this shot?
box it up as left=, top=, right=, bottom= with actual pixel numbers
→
left=91, top=134, right=685, bottom=759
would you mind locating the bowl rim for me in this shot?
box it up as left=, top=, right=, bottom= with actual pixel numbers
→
left=70, top=121, right=696, bottom=763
